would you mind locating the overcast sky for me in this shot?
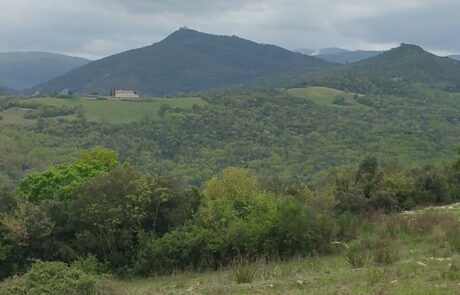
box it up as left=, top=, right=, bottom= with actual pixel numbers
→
left=0, top=0, right=458, bottom=60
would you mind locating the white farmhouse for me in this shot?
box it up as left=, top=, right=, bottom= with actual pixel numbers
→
left=113, top=89, right=140, bottom=99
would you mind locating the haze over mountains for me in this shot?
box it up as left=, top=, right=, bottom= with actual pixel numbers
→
left=35, top=28, right=332, bottom=96
left=294, top=47, right=383, bottom=64
left=0, top=52, right=90, bottom=91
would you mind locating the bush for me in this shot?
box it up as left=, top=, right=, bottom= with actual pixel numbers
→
left=346, top=240, right=369, bottom=268
left=272, top=198, right=322, bottom=257
left=135, top=226, right=218, bottom=275
left=0, top=261, right=101, bottom=295
left=231, top=256, right=258, bottom=284
left=71, top=255, right=109, bottom=275
left=372, top=238, right=400, bottom=266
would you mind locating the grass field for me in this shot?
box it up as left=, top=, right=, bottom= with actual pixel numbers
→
left=102, top=204, right=460, bottom=295
left=288, top=87, right=366, bottom=109
left=23, top=96, right=207, bottom=124
left=105, top=247, right=460, bottom=295
left=0, top=107, right=36, bottom=126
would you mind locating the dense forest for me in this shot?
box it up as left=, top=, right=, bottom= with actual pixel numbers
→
left=1, top=84, right=459, bottom=188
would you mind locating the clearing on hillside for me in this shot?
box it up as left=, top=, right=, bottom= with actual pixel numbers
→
left=23, top=96, right=206, bottom=124
left=0, top=107, right=36, bottom=126
left=288, top=86, right=365, bottom=108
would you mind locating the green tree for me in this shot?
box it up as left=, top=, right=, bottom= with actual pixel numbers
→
left=16, top=147, right=119, bottom=203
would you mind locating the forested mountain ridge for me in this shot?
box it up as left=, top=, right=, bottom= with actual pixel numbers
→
left=0, top=52, right=90, bottom=90
left=34, top=29, right=333, bottom=96
left=304, top=44, right=460, bottom=95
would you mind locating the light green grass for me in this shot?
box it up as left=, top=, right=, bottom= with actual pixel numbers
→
left=288, top=87, right=365, bottom=108
left=25, top=96, right=207, bottom=124
left=104, top=249, right=459, bottom=294
left=102, top=205, right=460, bottom=294
left=0, top=107, right=35, bottom=126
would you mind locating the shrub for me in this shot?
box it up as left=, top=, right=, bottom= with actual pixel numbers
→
left=372, top=238, right=400, bottom=266
left=231, top=256, right=258, bottom=284
left=0, top=261, right=101, bottom=295
left=71, top=255, right=109, bottom=275
left=134, top=226, right=219, bottom=275
left=346, top=240, right=369, bottom=268
left=273, top=198, right=327, bottom=257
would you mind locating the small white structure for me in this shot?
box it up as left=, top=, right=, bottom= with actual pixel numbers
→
left=113, top=89, right=140, bottom=99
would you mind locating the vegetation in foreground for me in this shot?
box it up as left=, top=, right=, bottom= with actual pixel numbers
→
left=1, top=147, right=460, bottom=294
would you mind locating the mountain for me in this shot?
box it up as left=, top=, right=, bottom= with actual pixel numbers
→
left=316, top=47, right=350, bottom=55
left=351, top=44, right=460, bottom=83
left=317, top=50, right=382, bottom=64
left=295, top=48, right=314, bottom=55
left=0, top=52, right=90, bottom=90
left=0, top=85, right=14, bottom=95
left=449, top=55, right=460, bottom=61
left=35, top=29, right=333, bottom=96
left=307, top=44, right=460, bottom=95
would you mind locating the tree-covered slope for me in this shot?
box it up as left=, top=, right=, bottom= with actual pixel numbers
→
left=304, top=44, right=460, bottom=95
left=0, top=52, right=89, bottom=90
left=2, top=85, right=459, bottom=186
left=35, top=29, right=332, bottom=96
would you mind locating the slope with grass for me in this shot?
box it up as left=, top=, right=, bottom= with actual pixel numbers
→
left=30, top=96, right=206, bottom=124
left=6, top=96, right=206, bottom=124
left=287, top=86, right=365, bottom=108
left=104, top=206, right=460, bottom=295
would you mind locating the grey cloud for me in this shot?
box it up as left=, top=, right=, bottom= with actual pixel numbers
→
left=0, top=0, right=458, bottom=59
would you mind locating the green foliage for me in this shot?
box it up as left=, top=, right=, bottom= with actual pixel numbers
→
left=68, top=166, right=151, bottom=270
left=70, top=255, right=109, bottom=275
left=135, top=167, right=335, bottom=275
left=0, top=261, right=100, bottom=295
left=16, top=147, right=118, bottom=203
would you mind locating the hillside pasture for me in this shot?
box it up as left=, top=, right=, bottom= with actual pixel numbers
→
left=0, top=107, right=36, bottom=126
left=287, top=86, right=365, bottom=108
left=24, top=96, right=206, bottom=124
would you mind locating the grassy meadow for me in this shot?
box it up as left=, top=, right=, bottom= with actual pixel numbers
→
left=100, top=204, right=460, bottom=295
left=0, top=96, right=206, bottom=125
left=287, top=87, right=366, bottom=109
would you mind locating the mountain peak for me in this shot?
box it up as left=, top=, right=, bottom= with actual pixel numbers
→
left=388, top=44, right=428, bottom=55
left=36, top=29, right=332, bottom=96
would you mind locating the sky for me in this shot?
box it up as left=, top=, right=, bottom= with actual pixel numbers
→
left=0, top=0, right=459, bottom=60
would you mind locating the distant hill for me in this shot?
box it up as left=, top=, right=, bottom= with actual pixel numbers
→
left=35, top=29, right=333, bottom=96
left=305, top=44, right=460, bottom=95
left=295, top=48, right=314, bottom=55
left=316, top=47, right=350, bottom=55
left=449, top=55, right=460, bottom=61
left=0, top=52, right=90, bottom=90
left=0, top=86, right=14, bottom=95
left=317, top=50, right=382, bottom=64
